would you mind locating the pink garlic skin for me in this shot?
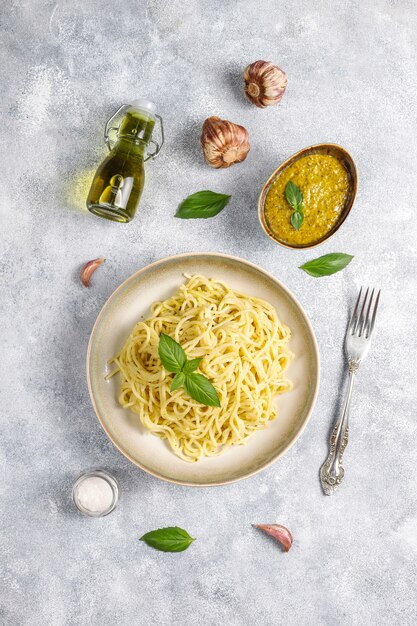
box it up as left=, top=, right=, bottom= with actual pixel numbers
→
left=80, top=258, right=105, bottom=287
left=254, top=524, right=293, bottom=552
left=244, top=60, right=288, bottom=108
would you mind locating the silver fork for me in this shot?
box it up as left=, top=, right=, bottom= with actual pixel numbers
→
left=320, top=287, right=381, bottom=495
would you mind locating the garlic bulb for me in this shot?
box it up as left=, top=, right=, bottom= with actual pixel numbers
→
left=201, top=116, right=250, bottom=168
left=244, top=60, right=288, bottom=108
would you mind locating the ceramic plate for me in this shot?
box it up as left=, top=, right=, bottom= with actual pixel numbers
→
left=87, top=253, right=319, bottom=486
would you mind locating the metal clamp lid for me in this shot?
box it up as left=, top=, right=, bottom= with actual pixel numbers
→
left=143, top=114, right=164, bottom=161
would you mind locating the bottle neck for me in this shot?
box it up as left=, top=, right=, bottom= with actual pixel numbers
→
left=117, top=109, right=155, bottom=147
left=114, top=136, right=146, bottom=158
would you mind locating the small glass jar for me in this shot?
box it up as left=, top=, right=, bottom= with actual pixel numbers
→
left=72, top=469, right=119, bottom=517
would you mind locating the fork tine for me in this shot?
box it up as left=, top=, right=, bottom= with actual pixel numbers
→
left=369, top=290, right=381, bottom=334
left=364, top=288, right=375, bottom=337
left=357, top=287, right=369, bottom=335
left=349, top=287, right=362, bottom=332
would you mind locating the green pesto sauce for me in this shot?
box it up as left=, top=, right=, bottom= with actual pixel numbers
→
left=264, top=154, right=350, bottom=245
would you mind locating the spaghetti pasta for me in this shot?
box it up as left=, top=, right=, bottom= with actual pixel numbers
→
left=110, top=275, right=293, bottom=462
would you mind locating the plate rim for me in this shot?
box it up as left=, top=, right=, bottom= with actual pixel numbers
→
left=86, top=252, right=320, bottom=487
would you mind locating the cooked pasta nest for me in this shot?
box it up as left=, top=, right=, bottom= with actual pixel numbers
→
left=109, top=275, right=292, bottom=462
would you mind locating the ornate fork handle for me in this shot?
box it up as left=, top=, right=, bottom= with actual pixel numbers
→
left=320, top=360, right=359, bottom=495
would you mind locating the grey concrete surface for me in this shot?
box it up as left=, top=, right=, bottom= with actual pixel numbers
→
left=1, top=1, right=416, bottom=625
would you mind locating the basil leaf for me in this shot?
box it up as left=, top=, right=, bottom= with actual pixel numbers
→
left=183, top=357, right=202, bottom=374
left=184, top=373, right=221, bottom=407
left=285, top=181, right=304, bottom=231
left=140, top=527, right=195, bottom=552
left=175, top=190, right=231, bottom=219
left=299, top=253, right=354, bottom=278
left=158, top=335, right=219, bottom=407
left=285, top=181, right=303, bottom=209
left=290, top=211, right=304, bottom=231
left=171, top=372, right=185, bottom=391
left=158, top=334, right=186, bottom=372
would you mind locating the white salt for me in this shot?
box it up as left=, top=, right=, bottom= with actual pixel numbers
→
left=76, top=476, right=114, bottom=513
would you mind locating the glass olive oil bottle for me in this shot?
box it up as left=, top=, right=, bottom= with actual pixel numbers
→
left=87, top=100, right=163, bottom=223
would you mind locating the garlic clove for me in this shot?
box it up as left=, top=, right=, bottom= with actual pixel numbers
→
left=254, top=524, right=293, bottom=551
left=201, top=116, right=250, bottom=168
left=244, top=61, right=288, bottom=108
left=80, top=258, right=105, bottom=287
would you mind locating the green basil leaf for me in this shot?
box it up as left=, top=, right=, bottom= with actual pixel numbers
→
left=290, top=210, right=304, bottom=231
left=299, top=253, right=354, bottom=278
left=285, top=181, right=303, bottom=209
left=171, top=372, right=185, bottom=391
left=140, top=527, right=195, bottom=552
left=175, top=190, right=231, bottom=219
left=184, top=373, right=221, bottom=407
left=158, top=334, right=186, bottom=373
left=183, top=357, right=202, bottom=374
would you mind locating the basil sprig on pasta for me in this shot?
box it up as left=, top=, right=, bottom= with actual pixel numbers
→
left=158, top=334, right=221, bottom=407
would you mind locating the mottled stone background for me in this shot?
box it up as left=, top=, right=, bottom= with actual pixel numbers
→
left=1, top=1, right=416, bottom=624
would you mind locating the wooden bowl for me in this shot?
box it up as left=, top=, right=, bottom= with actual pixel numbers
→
left=258, top=144, right=358, bottom=249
